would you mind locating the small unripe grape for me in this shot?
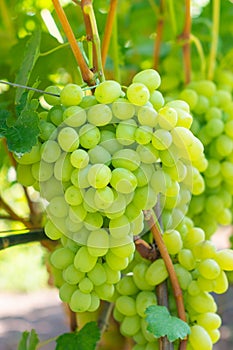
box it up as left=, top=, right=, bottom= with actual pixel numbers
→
left=60, top=83, right=83, bottom=106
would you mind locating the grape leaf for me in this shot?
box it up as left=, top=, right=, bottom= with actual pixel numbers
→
left=55, top=322, right=100, bottom=350
left=0, top=92, right=40, bottom=154
left=17, top=329, right=39, bottom=350
left=145, top=305, right=190, bottom=342
left=14, top=29, right=41, bottom=104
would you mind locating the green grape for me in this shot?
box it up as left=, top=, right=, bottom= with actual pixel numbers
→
left=48, top=105, right=65, bottom=126
left=194, top=312, right=221, bottom=332
left=208, top=329, right=220, bottom=344
left=133, top=164, right=153, bottom=187
left=109, top=215, right=131, bottom=238
left=197, top=275, right=216, bottom=292
left=88, top=292, right=100, bottom=312
left=64, top=185, right=83, bottom=206
left=79, top=277, right=93, bottom=293
left=145, top=259, right=168, bottom=286
left=16, top=164, right=35, bottom=187
left=163, top=229, right=183, bottom=255
left=183, top=227, right=205, bottom=248
left=57, top=127, right=79, bottom=152
left=188, top=80, right=217, bottom=98
left=112, top=148, right=141, bottom=171
left=105, top=250, right=129, bottom=271
left=54, top=153, right=74, bottom=182
left=179, top=89, right=198, bottom=110
left=63, top=106, right=87, bottom=127
left=87, top=263, right=107, bottom=286
left=187, top=280, right=201, bottom=296
left=132, top=185, right=157, bottom=210
left=94, top=80, right=122, bottom=103
left=136, top=144, right=159, bottom=164
left=116, top=295, right=137, bottom=316
left=94, top=186, right=114, bottom=210
left=127, top=83, right=150, bottom=106
left=100, top=129, right=123, bottom=154
left=79, top=123, right=100, bottom=149
left=174, top=264, right=192, bottom=290
left=63, top=264, right=85, bottom=284
left=116, top=275, right=139, bottom=295
left=215, top=249, right=233, bottom=270
left=213, top=270, right=228, bottom=294
left=136, top=291, right=157, bottom=317
left=83, top=212, right=103, bottom=230
left=149, top=90, right=165, bottom=110
left=112, top=99, right=136, bottom=120
left=50, top=247, right=75, bottom=270
left=39, top=120, right=57, bottom=141
left=137, top=105, right=158, bottom=127
left=14, top=144, right=41, bottom=164
left=74, top=246, right=97, bottom=272
left=133, top=69, right=161, bottom=91
left=87, top=103, right=113, bottom=126
left=41, top=140, right=61, bottom=163
left=69, top=289, right=92, bottom=312
left=140, top=317, right=156, bottom=342
left=178, top=249, right=196, bottom=270
left=133, top=331, right=147, bottom=346
left=113, top=307, right=124, bottom=322
left=69, top=204, right=87, bottom=223
left=116, top=119, right=137, bottom=145
left=87, top=228, right=109, bottom=257
left=110, top=236, right=135, bottom=258
left=60, top=84, right=83, bottom=106
left=87, top=163, right=112, bottom=188
left=110, top=167, right=137, bottom=194
left=65, top=217, right=83, bottom=233
left=216, top=134, right=233, bottom=157
left=152, top=129, right=173, bottom=150
left=120, top=314, right=141, bottom=336
left=79, top=95, right=98, bottom=108
left=70, top=149, right=89, bottom=169
left=59, top=283, right=77, bottom=303
left=134, top=125, right=153, bottom=145
left=94, top=283, right=115, bottom=301
left=71, top=166, right=91, bottom=188
left=188, top=325, right=212, bottom=350
left=88, top=145, right=111, bottom=165
left=198, top=258, right=221, bottom=280
left=186, top=291, right=217, bottom=314
left=44, top=219, right=63, bottom=240
left=40, top=176, right=63, bottom=201
left=158, top=106, right=178, bottom=130
left=103, top=263, right=121, bottom=284
left=44, top=85, right=61, bottom=106
left=105, top=191, right=126, bottom=219
left=47, top=196, right=69, bottom=218
left=205, top=118, right=224, bottom=138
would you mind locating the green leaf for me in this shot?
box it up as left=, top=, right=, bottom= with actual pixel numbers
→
left=5, top=108, right=40, bottom=153
left=0, top=92, right=40, bottom=154
left=17, top=329, right=39, bottom=350
left=76, top=321, right=100, bottom=350
left=55, top=322, right=100, bottom=350
left=14, top=30, right=41, bottom=103
left=145, top=305, right=190, bottom=342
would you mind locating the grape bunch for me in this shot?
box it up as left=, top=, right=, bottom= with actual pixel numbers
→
left=14, top=69, right=206, bottom=314
left=179, top=79, right=233, bottom=237
left=113, top=215, right=233, bottom=350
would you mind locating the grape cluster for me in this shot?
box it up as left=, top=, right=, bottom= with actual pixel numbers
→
left=179, top=79, right=233, bottom=237
left=14, top=69, right=206, bottom=314
left=114, top=216, right=233, bottom=350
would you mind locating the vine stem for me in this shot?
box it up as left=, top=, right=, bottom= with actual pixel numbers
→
left=51, top=0, right=94, bottom=85
left=0, top=229, right=48, bottom=250
left=179, top=0, right=191, bottom=85
left=207, top=0, right=220, bottom=80
left=81, top=0, right=105, bottom=82
left=101, top=0, right=118, bottom=68
left=144, top=210, right=187, bottom=349
left=153, top=0, right=165, bottom=70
